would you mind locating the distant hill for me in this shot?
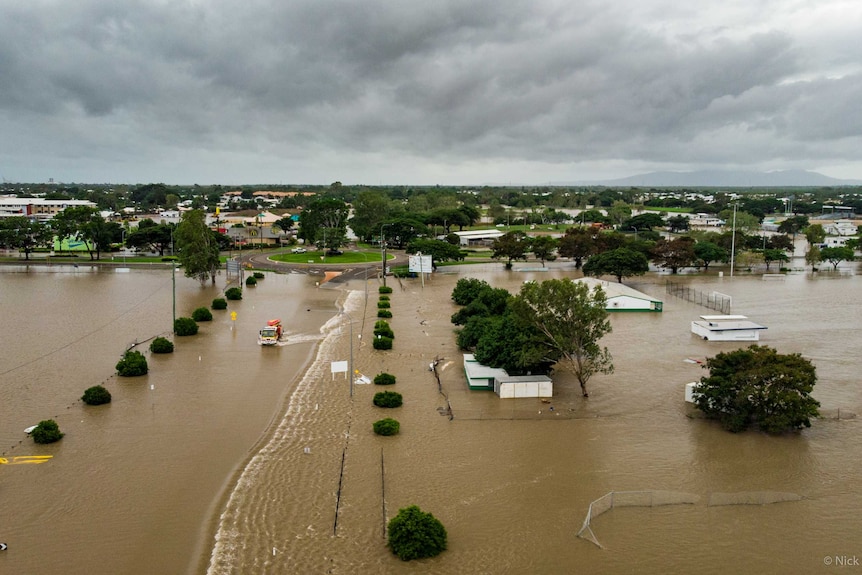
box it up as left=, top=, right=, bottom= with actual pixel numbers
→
left=556, top=170, right=862, bottom=187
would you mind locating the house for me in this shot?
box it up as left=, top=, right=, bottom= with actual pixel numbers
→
left=690, top=315, right=767, bottom=341
left=576, top=277, right=663, bottom=312
left=463, top=354, right=553, bottom=398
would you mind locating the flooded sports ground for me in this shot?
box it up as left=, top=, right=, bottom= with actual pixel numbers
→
left=1, top=259, right=860, bottom=574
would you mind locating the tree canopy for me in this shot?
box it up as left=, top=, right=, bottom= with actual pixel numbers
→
left=819, top=246, right=855, bottom=270
left=0, top=216, right=53, bottom=260
left=491, top=231, right=529, bottom=268
left=511, top=279, right=613, bottom=397
left=694, top=345, right=819, bottom=433
left=582, top=248, right=649, bottom=282
left=175, top=209, right=221, bottom=284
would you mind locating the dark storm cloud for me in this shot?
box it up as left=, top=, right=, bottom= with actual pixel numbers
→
left=1, top=0, right=861, bottom=183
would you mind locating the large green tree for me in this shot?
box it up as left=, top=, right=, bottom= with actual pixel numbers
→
left=819, top=246, right=855, bottom=270
left=557, top=227, right=596, bottom=268
left=405, top=238, right=464, bottom=264
left=125, top=219, right=174, bottom=256
left=651, top=236, right=696, bottom=274
left=0, top=216, right=53, bottom=260
left=582, top=248, right=649, bottom=282
left=51, top=206, right=112, bottom=260
left=529, top=235, right=558, bottom=266
left=693, top=241, right=727, bottom=271
left=298, top=198, right=350, bottom=251
left=694, top=345, right=819, bottom=433
left=511, top=279, right=613, bottom=397
left=175, top=209, right=221, bottom=285
left=491, top=231, right=529, bottom=269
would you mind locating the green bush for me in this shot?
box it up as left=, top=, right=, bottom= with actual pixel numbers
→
left=174, top=317, right=199, bottom=336
left=212, top=297, right=228, bottom=310
left=377, top=309, right=392, bottom=318
left=253, top=271, right=265, bottom=279
left=379, top=286, right=393, bottom=294
left=373, top=391, right=403, bottom=408
left=374, top=373, right=397, bottom=386
left=150, top=337, right=174, bottom=354
left=373, top=320, right=395, bottom=339
left=245, top=276, right=257, bottom=286
left=387, top=505, right=447, bottom=561
left=225, top=287, right=243, bottom=300
left=31, top=419, right=64, bottom=444
left=373, top=335, right=393, bottom=350
left=373, top=418, right=400, bottom=436
left=81, top=385, right=112, bottom=406
left=116, top=350, right=148, bottom=376
left=377, top=300, right=391, bottom=309
left=379, top=294, right=390, bottom=301
left=192, top=307, right=213, bottom=322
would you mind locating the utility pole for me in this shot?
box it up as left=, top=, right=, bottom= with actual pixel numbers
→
left=380, top=223, right=392, bottom=287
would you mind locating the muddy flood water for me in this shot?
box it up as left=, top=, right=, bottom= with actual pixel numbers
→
left=1, top=260, right=861, bottom=575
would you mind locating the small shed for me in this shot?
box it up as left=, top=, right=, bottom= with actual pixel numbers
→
left=684, top=382, right=701, bottom=403
left=690, top=315, right=767, bottom=341
left=576, top=278, right=663, bottom=312
left=495, top=375, right=553, bottom=398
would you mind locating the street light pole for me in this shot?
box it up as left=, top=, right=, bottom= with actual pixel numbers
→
left=380, top=223, right=392, bottom=287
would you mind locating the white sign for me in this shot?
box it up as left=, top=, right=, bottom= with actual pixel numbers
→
left=408, top=254, right=433, bottom=273
left=331, top=360, right=348, bottom=379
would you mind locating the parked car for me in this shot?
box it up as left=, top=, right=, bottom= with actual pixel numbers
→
left=291, top=247, right=307, bottom=254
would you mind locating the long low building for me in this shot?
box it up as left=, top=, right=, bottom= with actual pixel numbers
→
left=463, top=354, right=552, bottom=398
left=690, top=315, right=767, bottom=341
left=576, top=278, right=663, bottom=312
left=0, top=198, right=96, bottom=220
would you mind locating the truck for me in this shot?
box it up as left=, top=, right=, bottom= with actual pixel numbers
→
left=258, top=319, right=284, bottom=345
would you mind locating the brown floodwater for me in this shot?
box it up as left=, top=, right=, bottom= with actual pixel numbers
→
left=2, top=260, right=861, bottom=575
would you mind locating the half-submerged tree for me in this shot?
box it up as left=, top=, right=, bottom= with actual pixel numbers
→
left=511, top=279, right=613, bottom=397
left=582, top=248, right=649, bottom=283
left=387, top=505, right=448, bottom=561
left=694, top=345, right=819, bottom=433
left=175, top=209, right=221, bottom=285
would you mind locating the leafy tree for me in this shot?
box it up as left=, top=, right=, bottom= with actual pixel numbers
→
left=125, top=220, right=174, bottom=256
left=212, top=298, right=228, bottom=310
left=578, top=209, right=609, bottom=225
left=0, top=216, right=53, bottom=260
left=175, top=209, right=221, bottom=285
left=298, top=198, right=350, bottom=251
left=623, top=212, right=665, bottom=231
left=373, top=335, right=393, bottom=350
left=82, top=385, right=112, bottom=405
left=557, top=227, right=596, bottom=268
left=405, top=238, right=464, bottom=264
left=805, top=245, right=822, bottom=270
left=373, top=373, right=397, bottom=386
left=174, top=317, right=199, bottom=336
left=651, top=236, right=696, bottom=274
left=693, top=241, right=727, bottom=271
left=582, top=248, right=649, bottom=282
left=511, top=279, right=612, bottom=397
left=762, top=248, right=789, bottom=271
left=718, top=209, right=761, bottom=234
left=373, top=391, right=403, bottom=408
left=192, top=307, right=213, bottom=322
left=766, top=234, right=794, bottom=253
left=451, top=278, right=489, bottom=305
left=51, top=206, right=104, bottom=260
left=778, top=215, right=809, bottom=245
left=32, top=419, right=64, bottom=444
left=491, top=231, right=529, bottom=269
left=387, top=505, right=448, bottom=561
left=529, top=235, right=557, bottom=266
left=606, top=202, right=632, bottom=228
left=150, top=337, right=174, bottom=353
left=272, top=216, right=294, bottom=234
left=373, top=418, right=400, bottom=436
left=694, top=345, right=819, bottom=433
left=450, top=286, right=510, bottom=326
left=819, top=246, right=855, bottom=270
left=804, top=224, right=826, bottom=246
left=373, top=320, right=395, bottom=339
left=225, top=287, right=243, bottom=300
left=667, top=214, right=691, bottom=233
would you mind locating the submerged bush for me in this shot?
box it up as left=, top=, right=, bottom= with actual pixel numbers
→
left=373, top=418, right=400, bottom=436
left=377, top=300, right=391, bottom=309
left=387, top=505, right=447, bottom=561
left=212, top=297, right=228, bottom=310
left=373, top=391, right=403, bottom=408
left=174, top=317, right=199, bottom=336
left=81, top=385, right=112, bottom=406
left=225, top=287, right=243, bottom=300
left=374, top=373, right=397, bottom=386
left=379, top=286, right=393, bottom=294
left=192, top=307, right=213, bottom=322
left=116, top=350, right=148, bottom=376
left=31, top=419, right=64, bottom=444
left=379, top=294, right=390, bottom=301
left=377, top=309, right=392, bottom=318
left=253, top=271, right=265, bottom=279
left=245, top=276, right=257, bottom=286
left=373, top=336, right=393, bottom=350
left=150, top=337, right=174, bottom=354
left=373, top=320, right=395, bottom=339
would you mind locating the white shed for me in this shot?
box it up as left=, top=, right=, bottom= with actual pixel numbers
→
left=576, top=278, right=663, bottom=312
left=690, top=315, right=767, bottom=341
left=495, top=375, right=553, bottom=398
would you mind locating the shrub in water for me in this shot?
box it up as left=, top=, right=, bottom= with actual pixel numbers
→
left=82, top=385, right=112, bottom=406
left=379, top=286, right=393, bottom=294
left=379, top=294, right=390, bottom=301
left=374, top=320, right=394, bottom=339
left=150, top=337, right=174, bottom=354
left=31, top=419, right=64, bottom=444
left=253, top=271, right=265, bottom=279
left=373, top=335, right=393, bottom=350
left=374, top=373, right=397, bottom=386
left=377, top=309, right=392, bottom=318
left=225, top=287, right=243, bottom=300
left=373, top=418, right=400, bottom=436
left=192, top=307, right=213, bottom=322
left=245, top=275, right=257, bottom=286
left=174, top=317, right=199, bottom=336
left=377, top=300, right=391, bottom=309
left=387, top=505, right=447, bottom=561
left=116, top=350, right=148, bottom=376
left=212, top=297, right=228, bottom=310
left=373, top=391, right=403, bottom=408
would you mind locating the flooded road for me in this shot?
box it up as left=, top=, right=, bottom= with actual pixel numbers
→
left=1, top=261, right=861, bottom=574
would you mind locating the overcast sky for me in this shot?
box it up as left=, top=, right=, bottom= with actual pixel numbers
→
left=2, top=0, right=862, bottom=186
